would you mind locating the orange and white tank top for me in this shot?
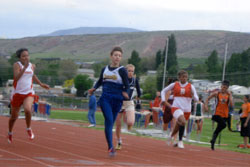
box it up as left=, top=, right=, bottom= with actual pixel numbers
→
left=13, top=61, right=34, bottom=95
left=240, top=103, right=250, bottom=118
left=173, top=82, right=192, bottom=98
left=172, top=82, right=193, bottom=112
left=215, top=92, right=229, bottom=118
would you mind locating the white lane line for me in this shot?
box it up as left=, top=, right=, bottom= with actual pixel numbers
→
left=0, top=148, right=53, bottom=167
left=37, top=135, right=176, bottom=166
left=14, top=138, right=120, bottom=167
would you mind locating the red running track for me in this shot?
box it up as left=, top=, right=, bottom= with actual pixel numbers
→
left=0, top=116, right=250, bottom=167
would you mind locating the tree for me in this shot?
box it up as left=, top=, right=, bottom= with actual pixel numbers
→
left=156, top=34, right=178, bottom=90
left=226, top=53, right=241, bottom=73
left=193, top=64, right=208, bottom=79
left=141, top=75, right=157, bottom=99
left=0, top=57, right=11, bottom=86
left=58, top=59, right=78, bottom=81
left=226, top=48, right=250, bottom=86
left=93, top=63, right=104, bottom=78
left=34, top=59, right=78, bottom=87
left=205, top=50, right=222, bottom=80
left=35, top=61, right=60, bottom=86
left=140, top=57, right=155, bottom=73
left=128, top=50, right=141, bottom=76
left=165, top=34, right=178, bottom=74
left=74, top=74, right=93, bottom=97
left=92, top=59, right=109, bottom=78
left=155, top=50, right=162, bottom=70
left=8, top=53, right=19, bottom=66
left=156, top=63, right=164, bottom=91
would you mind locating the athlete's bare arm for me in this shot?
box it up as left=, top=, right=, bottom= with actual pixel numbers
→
left=32, top=64, right=50, bottom=89
left=205, top=92, right=218, bottom=111
left=13, top=60, right=29, bottom=81
left=162, top=90, right=172, bottom=108
left=227, top=91, right=234, bottom=108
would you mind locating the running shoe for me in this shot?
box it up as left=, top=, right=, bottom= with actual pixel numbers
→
left=173, top=141, right=178, bottom=147
left=115, top=142, right=122, bottom=150
left=7, top=133, right=12, bottom=144
left=27, top=129, right=35, bottom=140
left=88, top=124, right=95, bottom=127
left=177, top=141, right=184, bottom=149
left=108, top=148, right=116, bottom=157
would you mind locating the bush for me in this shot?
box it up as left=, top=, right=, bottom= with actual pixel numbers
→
left=141, top=93, right=153, bottom=100
left=64, top=88, right=71, bottom=94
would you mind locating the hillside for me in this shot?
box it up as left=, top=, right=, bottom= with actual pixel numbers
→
left=40, top=27, right=142, bottom=36
left=0, top=30, right=250, bottom=62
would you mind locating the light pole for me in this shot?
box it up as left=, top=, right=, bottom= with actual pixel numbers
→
left=222, top=43, right=228, bottom=81
left=162, top=39, right=169, bottom=89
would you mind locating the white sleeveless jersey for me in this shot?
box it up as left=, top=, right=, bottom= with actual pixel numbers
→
left=13, top=61, right=34, bottom=94
left=103, top=66, right=123, bottom=84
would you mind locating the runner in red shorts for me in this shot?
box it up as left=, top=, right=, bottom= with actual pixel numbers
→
left=8, top=48, right=49, bottom=143
left=161, top=70, right=198, bottom=148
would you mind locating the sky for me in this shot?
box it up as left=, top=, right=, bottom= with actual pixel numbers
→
left=1, top=0, right=250, bottom=38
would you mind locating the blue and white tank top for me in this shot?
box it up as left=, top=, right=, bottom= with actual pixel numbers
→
left=103, top=65, right=123, bottom=84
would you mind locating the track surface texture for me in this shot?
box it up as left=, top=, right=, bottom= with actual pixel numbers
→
left=0, top=116, right=250, bottom=167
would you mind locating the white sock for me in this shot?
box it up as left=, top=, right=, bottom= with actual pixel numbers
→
left=117, top=138, right=122, bottom=144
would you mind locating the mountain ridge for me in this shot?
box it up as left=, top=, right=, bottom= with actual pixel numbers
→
left=1, top=30, right=250, bottom=62
left=40, top=27, right=142, bottom=36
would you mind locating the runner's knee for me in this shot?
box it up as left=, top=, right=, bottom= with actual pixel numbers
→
left=10, top=115, right=18, bottom=121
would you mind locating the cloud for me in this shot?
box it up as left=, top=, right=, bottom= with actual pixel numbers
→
left=1, top=0, right=250, bottom=38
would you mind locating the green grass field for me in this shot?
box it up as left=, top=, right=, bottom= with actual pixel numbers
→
left=188, top=118, right=250, bottom=154
left=50, top=110, right=105, bottom=125
left=49, top=110, right=250, bottom=154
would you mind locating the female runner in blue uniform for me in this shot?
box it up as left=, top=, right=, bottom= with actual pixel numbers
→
left=88, top=46, right=129, bottom=157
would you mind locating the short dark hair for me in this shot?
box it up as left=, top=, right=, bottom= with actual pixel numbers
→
left=16, top=48, right=28, bottom=58
left=199, top=94, right=203, bottom=101
left=178, top=70, right=188, bottom=77
left=245, top=95, right=249, bottom=102
left=110, top=46, right=123, bottom=55
left=167, top=78, right=178, bottom=86
left=222, top=80, right=230, bottom=87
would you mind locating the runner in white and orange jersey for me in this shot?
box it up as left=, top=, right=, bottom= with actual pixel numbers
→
left=8, top=48, right=49, bottom=144
left=161, top=70, right=198, bottom=148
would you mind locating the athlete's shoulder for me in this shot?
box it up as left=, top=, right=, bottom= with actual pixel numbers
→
left=118, top=66, right=127, bottom=73
left=13, top=62, right=21, bottom=69
left=247, top=102, right=250, bottom=108
left=13, top=61, right=20, bottom=66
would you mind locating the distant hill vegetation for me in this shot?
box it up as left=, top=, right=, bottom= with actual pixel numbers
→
left=40, top=27, right=142, bottom=36
left=1, top=30, right=250, bottom=62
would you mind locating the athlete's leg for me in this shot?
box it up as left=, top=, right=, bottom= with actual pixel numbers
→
left=163, top=123, right=168, bottom=131
left=171, top=110, right=186, bottom=138
left=115, top=112, right=123, bottom=141
left=244, top=137, right=248, bottom=148
left=9, top=107, right=20, bottom=133
left=210, top=115, right=226, bottom=150
left=177, top=116, right=186, bottom=140
left=213, top=116, right=226, bottom=137
left=197, top=120, right=201, bottom=133
left=100, top=98, right=114, bottom=150
left=126, top=109, right=135, bottom=130
left=23, top=96, right=34, bottom=129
